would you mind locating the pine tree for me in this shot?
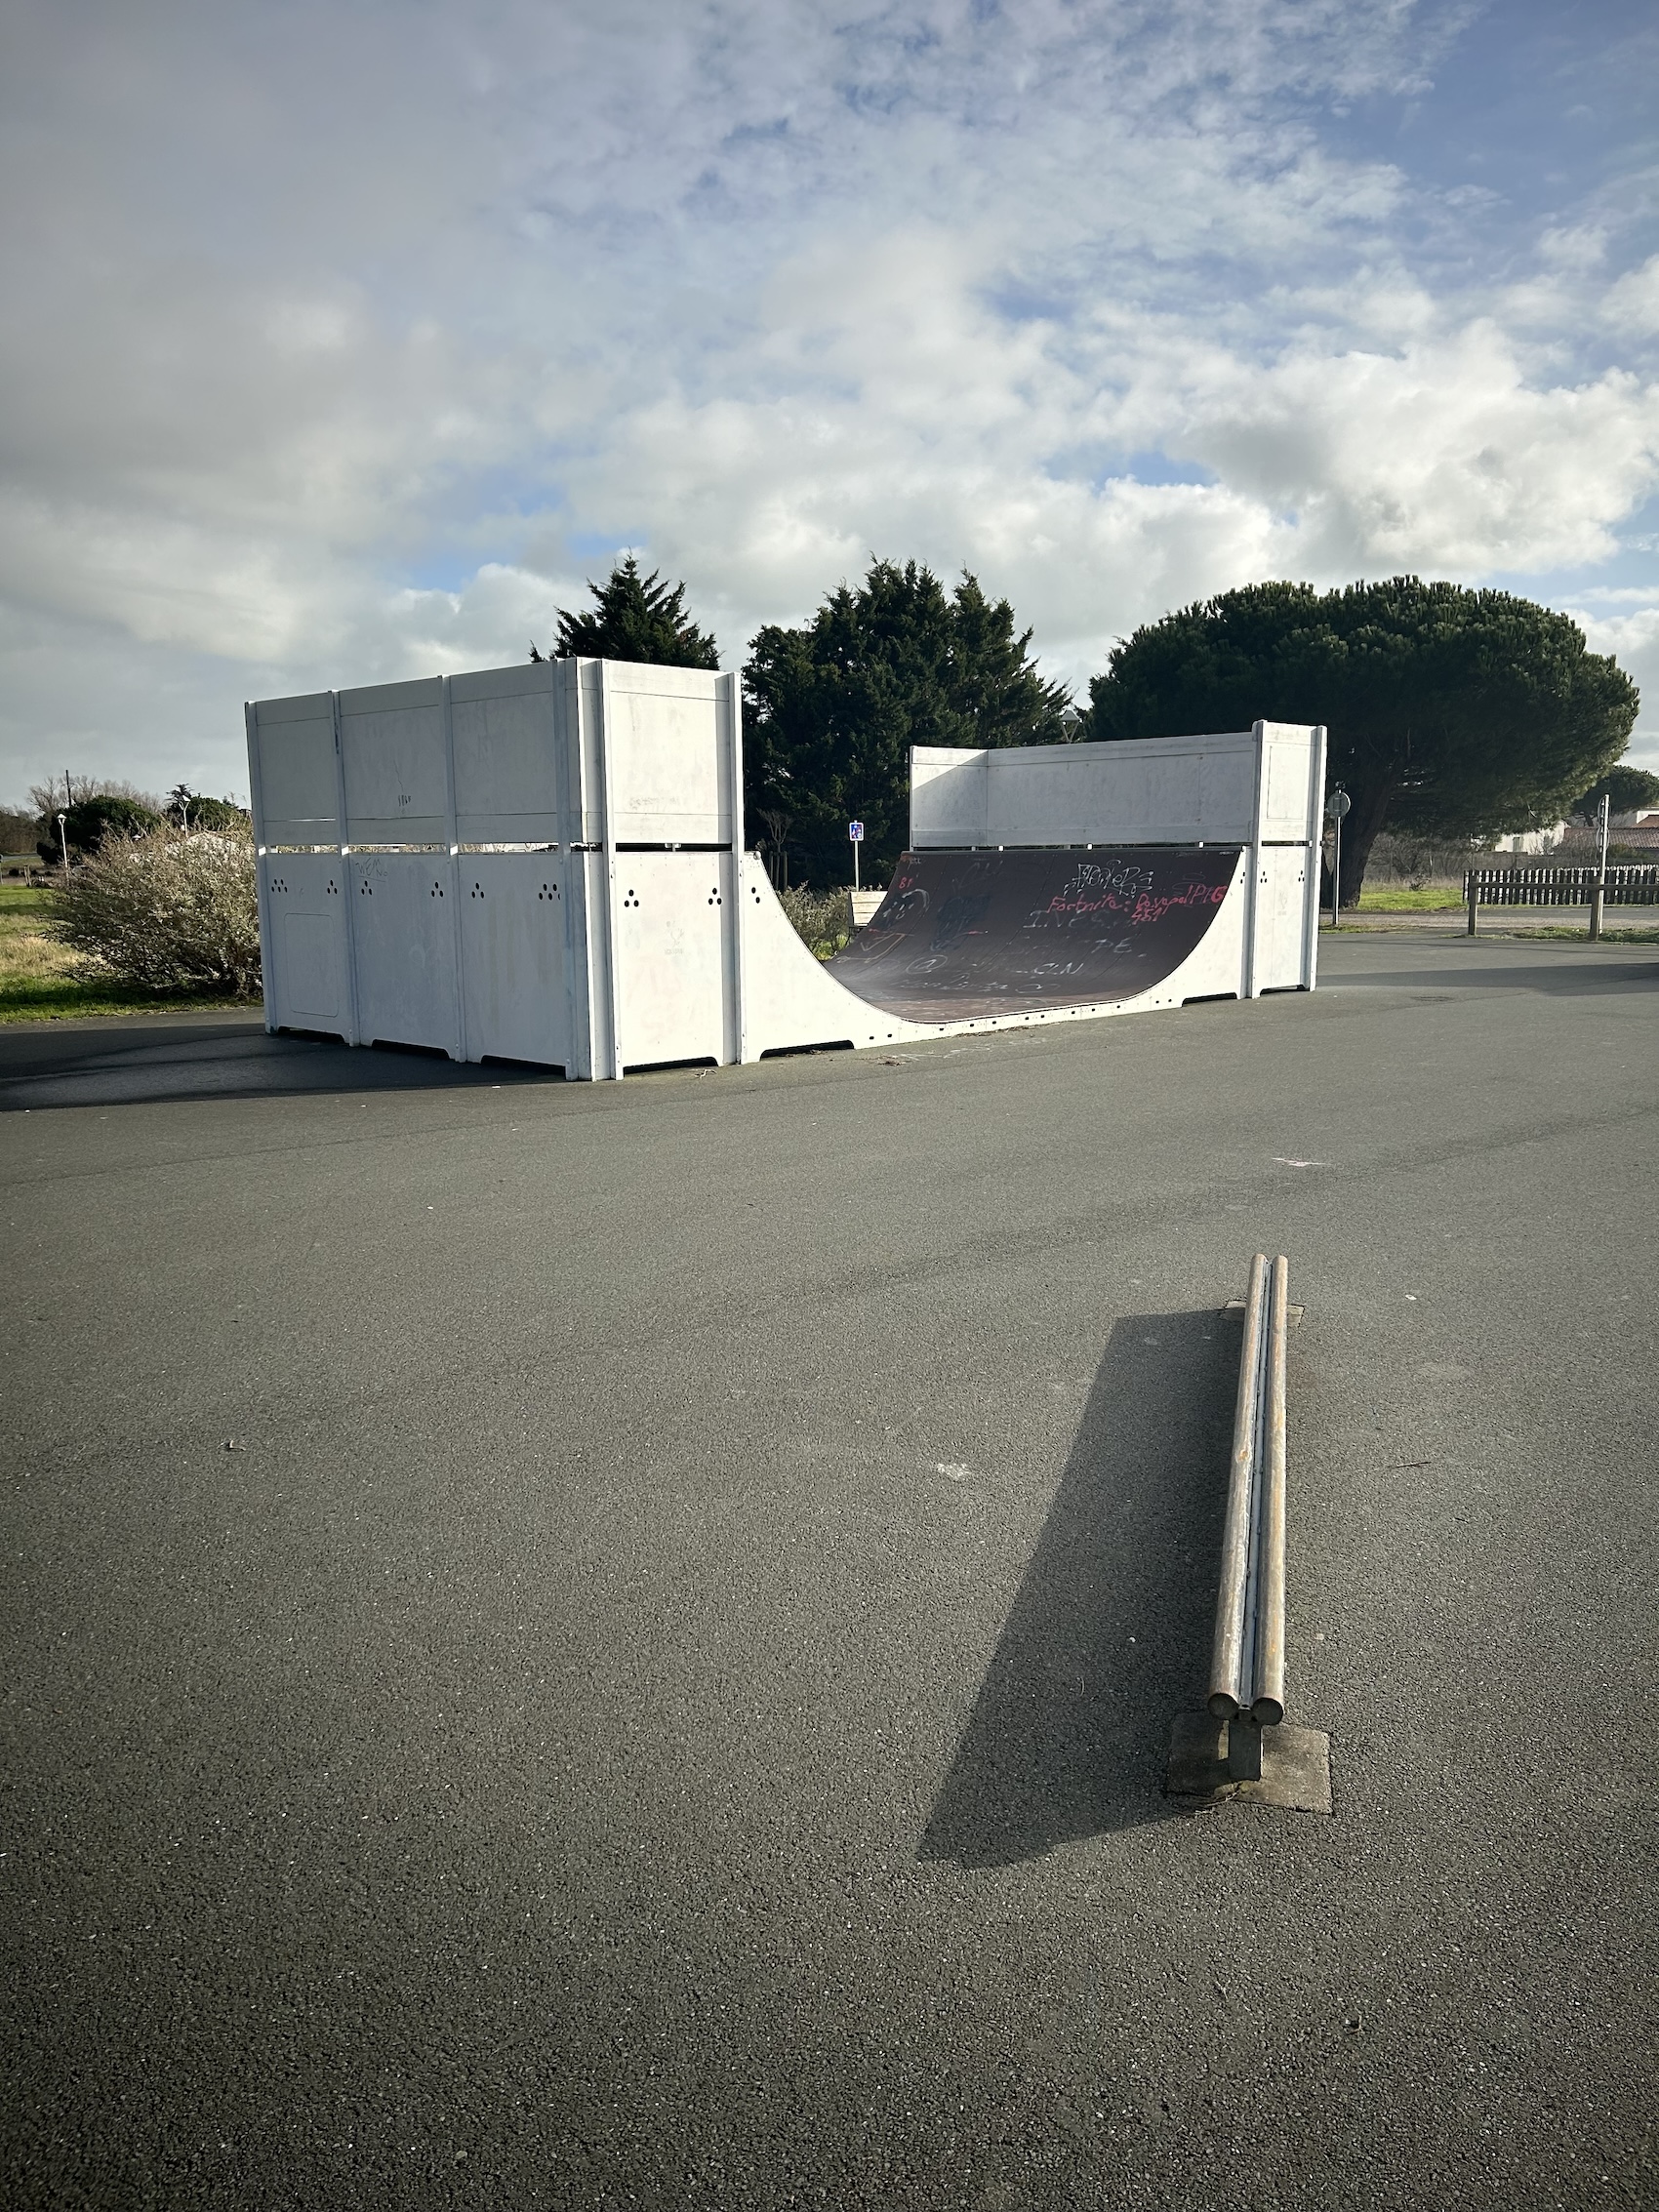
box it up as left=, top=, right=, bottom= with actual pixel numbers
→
left=744, top=559, right=1072, bottom=886
left=1083, top=578, right=1639, bottom=905
left=537, top=554, right=720, bottom=669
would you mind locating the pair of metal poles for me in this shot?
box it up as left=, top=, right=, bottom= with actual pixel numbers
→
left=1208, top=1253, right=1290, bottom=1779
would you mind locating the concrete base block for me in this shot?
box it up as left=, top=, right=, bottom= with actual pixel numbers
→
left=1165, top=1711, right=1333, bottom=1815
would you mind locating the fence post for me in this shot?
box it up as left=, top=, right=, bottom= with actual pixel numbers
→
left=1467, top=871, right=1478, bottom=936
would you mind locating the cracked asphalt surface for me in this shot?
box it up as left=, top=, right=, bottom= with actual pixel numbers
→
left=3, top=934, right=1655, bottom=2209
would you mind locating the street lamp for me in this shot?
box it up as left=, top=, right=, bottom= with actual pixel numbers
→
left=57, top=812, right=70, bottom=879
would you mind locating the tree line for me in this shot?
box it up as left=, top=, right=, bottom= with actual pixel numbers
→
left=10, top=558, right=1643, bottom=903
left=3, top=780, right=250, bottom=868
left=544, top=554, right=1645, bottom=901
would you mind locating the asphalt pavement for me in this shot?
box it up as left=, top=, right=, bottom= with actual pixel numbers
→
left=3, top=934, right=1655, bottom=2210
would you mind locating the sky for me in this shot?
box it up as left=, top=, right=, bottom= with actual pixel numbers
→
left=2, top=0, right=1656, bottom=809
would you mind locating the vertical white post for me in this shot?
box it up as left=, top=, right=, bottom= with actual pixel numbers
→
left=596, top=664, right=624, bottom=1080
left=1302, top=726, right=1325, bottom=989
left=552, top=664, right=587, bottom=1079
left=245, top=702, right=277, bottom=1034
left=719, top=670, right=748, bottom=1068
left=1241, top=721, right=1266, bottom=999
left=440, top=673, right=467, bottom=1063
left=332, top=690, right=363, bottom=1047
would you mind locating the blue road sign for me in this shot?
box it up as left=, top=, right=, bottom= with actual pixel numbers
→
left=848, top=821, right=864, bottom=841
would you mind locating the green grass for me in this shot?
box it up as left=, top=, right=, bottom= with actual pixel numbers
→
left=1495, top=924, right=1659, bottom=945
left=0, top=883, right=254, bottom=1024
left=1355, top=884, right=1467, bottom=910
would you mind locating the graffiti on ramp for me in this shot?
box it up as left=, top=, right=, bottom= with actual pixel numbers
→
left=830, top=847, right=1241, bottom=1022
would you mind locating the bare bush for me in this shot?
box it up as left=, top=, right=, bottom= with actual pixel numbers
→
left=779, top=883, right=853, bottom=958
left=28, top=774, right=164, bottom=818
left=54, top=824, right=261, bottom=996
left=1361, top=831, right=1486, bottom=888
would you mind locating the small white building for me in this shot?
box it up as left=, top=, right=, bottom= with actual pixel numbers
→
left=1490, top=824, right=1568, bottom=855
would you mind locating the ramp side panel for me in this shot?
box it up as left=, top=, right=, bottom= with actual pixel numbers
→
left=599, top=664, right=731, bottom=848
left=250, top=694, right=340, bottom=847
left=458, top=855, right=571, bottom=1069
left=831, top=847, right=1242, bottom=1022
left=1251, top=847, right=1314, bottom=990
left=348, top=853, right=463, bottom=1056
left=611, top=851, right=731, bottom=1069
left=339, top=678, right=449, bottom=848
left=450, top=664, right=561, bottom=848
left=261, top=854, right=351, bottom=1038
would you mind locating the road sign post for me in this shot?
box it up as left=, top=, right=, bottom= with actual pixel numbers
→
left=848, top=820, right=864, bottom=893
left=1591, top=792, right=1610, bottom=942
left=1324, top=785, right=1351, bottom=929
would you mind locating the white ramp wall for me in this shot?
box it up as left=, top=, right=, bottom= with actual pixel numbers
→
left=248, top=660, right=742, bottom=1077
left=910, top=722, right=1322, bottom=850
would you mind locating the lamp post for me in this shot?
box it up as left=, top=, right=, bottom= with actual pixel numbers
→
left=57, top=812, right=70, bottom=880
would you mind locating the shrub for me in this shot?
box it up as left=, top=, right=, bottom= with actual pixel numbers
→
left=53, top=824, right=261, bottom=996
left=1360, top=831, right=1484, bottom=888
left=779, top=883, right=854, bottom=959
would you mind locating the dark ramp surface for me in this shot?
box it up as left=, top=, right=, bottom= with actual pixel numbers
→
left=831, top=845, right=1239, bottom=1021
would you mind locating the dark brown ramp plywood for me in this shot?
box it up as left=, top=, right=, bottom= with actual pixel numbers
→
left=830, top=846, right=1241, bottom=1022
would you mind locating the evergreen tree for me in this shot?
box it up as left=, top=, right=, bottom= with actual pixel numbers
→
left=38, top=792, right=163, bottom=865
left=1083, top=579, right=1638, bottom=904
left=1569, top=763, right=1659, bottom=823
left=537, top=553, right=720, bottom=669
left=165, top=786, right=251, bottom=832
left=744, top=559, right=1072, bottom=886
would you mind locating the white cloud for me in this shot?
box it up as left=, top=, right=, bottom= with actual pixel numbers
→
left=0, top=0, right=1654, bottom=798
left=1567, top=599, right=1659, bottom=775
left=1603, top=256, right=1659, bottom=337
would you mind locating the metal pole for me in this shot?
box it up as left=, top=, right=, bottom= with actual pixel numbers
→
left=57, top=812, right=69, bottom=880
left=1467, top=870, right=1478, bottom=936
left=853, top=837, right=860, bottom=893
left=1252, top=1256, right=1289, bottom=1725
left=1210, top=1252, right=1270, bottom=1720
left=1330, top=810, right=1341, bottom=930
left=1590, top=793, right=1609, bottom=943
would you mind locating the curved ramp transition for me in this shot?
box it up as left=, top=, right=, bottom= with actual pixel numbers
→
left=830, top=847, right=1242, bottom=1023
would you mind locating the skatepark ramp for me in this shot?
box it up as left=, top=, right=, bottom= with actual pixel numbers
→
left=246, top=660, right=1325, bottom=1079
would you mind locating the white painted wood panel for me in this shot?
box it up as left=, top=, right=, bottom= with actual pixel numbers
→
left=450, top=666, right=561, bottom=846
left=260, top=855, right=351, bottom=1036
left=341, top=679, right=449, bottom=845
left=609, top=851, right=729, bottom=1067
left=251, top=695, right=339, bottom=844
left=348, top=853, right=462, bottom=1055
left=458, top=855, right=571, bottom=1067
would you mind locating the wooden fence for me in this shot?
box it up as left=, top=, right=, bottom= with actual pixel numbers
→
left=1463, top=865, right=1659, bottom=909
